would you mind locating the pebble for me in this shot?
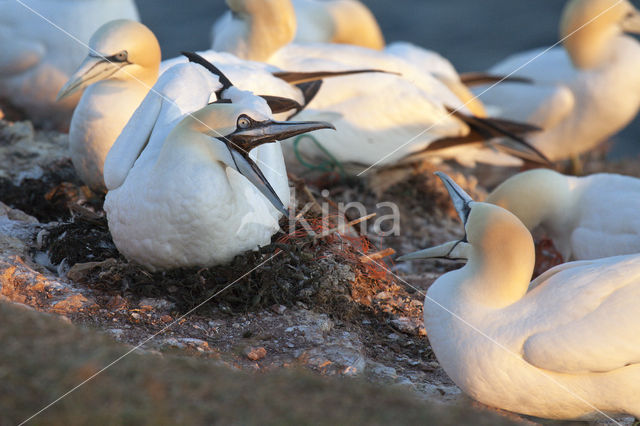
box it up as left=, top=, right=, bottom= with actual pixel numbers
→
left=244, top=346, right=267, bottom=361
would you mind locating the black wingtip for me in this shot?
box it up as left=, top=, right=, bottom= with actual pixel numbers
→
left=181, top=51, right=234, bottom=95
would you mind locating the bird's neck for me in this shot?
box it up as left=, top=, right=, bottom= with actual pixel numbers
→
left=321, top=0, right=385, bottom=50
left=456, top=239, right=534, bottom=309
left=563, top=23, right=624, bottom=70
left=488, top=171, right=574, bottom=237
left=243, top=0, right=297, bottom=61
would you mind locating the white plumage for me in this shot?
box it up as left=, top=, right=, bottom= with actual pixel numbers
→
left=399, top=173, right=640, bottom=420
left=0, top=0, right=139, bottom=129
left=268, top=44, right=526, bottom=167
left=212, top=0, right=541, bottom=168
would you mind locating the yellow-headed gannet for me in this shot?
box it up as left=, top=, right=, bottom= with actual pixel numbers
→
left=57, top=20, right=160, bottom=192
left=212, top=0, right=384, bottom=63
left=399, top=172, right=640, bottom=420
left=487, top=168, right=640, bottom=261
left=0, top=0, right=139, bottom=130
left=104, top=68, right=333, bottom=270
left=476, top=0, right=640, bottom=161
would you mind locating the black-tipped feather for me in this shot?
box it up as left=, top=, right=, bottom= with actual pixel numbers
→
left=273, top=69, right=396, bottom=85
left=447, top=108, right=550, bottom=165
left=259, top=95, right=303, bottom=114
left=182, top=51, right=234, bottom=98
left=459, top=72, right=533, bottom=87
left=285, top=80, right=324, bottom=120
left=412, top=109, right=549, bottom=165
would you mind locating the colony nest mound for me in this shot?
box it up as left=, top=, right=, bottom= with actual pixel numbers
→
left=41, top=206, right=400, bottom=321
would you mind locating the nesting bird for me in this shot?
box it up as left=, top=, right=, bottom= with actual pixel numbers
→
left=476, top=0, right=640, bottom=162
left=0, top=0, right=139, bottom=130
left=487, top=169, right=640, bottom=261
left=104, top=68, right=333, bottom=270
left=399, top=172, right=640, bottom=420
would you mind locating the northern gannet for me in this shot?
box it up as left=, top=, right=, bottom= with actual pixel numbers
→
left=211, top=0, right=547, bottom=168
left=399, top=172, right=640, bottom=420
left=266, top=44, right=547, bottom=168
left=57, top=20, right=160, bottom=193
left=58, top=20, right=369, bottom=192
left=487, top=168, right=640, bottom=261
left=0, top=0, right=139, bottom=130
left=104, top=79, right=332, bottom=270
left=211, top=0, right=523, bottom=118
left=476, top=0, right=640, bottom=162
left=212, top=0, right=384, bottom=63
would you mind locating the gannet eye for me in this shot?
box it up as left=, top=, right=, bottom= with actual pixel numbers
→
left=112, top=50, right=128, bottom=62
left=237, top=115, right=252, bottom=129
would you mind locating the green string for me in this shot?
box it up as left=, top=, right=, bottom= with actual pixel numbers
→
left=293, top=134, right=347, bottom=178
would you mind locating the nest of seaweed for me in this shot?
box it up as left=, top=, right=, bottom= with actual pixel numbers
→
left=41, top=204, right=399, bottom=320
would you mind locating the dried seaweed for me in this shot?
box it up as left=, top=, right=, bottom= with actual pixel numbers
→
left=0, top=159, right=94, bottom=222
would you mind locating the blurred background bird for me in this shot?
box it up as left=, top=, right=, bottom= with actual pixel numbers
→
left=0, top=0, right=139, bottom=130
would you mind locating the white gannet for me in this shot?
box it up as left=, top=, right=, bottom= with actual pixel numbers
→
left=104, top=79, right=332, bottom=270
left=267, top=44, right=547, bottom=168
left=57, top=21, right=368, bottom=192
left=487, top=168, right=640, bottom=261
left=211, top=0, right=527, bottom=119
left=212, top=0, right=384, bottom=63
left=0, top=0, right=139, bottom=130
left=57, top=20, right=160, bottom=193
left=211, top=0, right=547, bottom=168
left=398, top=172, right=640, bottom=420
left=475, top=0, right=640, bottom=161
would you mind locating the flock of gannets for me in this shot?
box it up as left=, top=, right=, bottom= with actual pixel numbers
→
left=1, top=0, right=640, bottom=421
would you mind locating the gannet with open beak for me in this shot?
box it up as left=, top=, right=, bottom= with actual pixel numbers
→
left=104, top=86, right=333, bottom=270
left=212, top=0, right=384, bottom=63
left=211, top=0, right=548, bottom=168
left=476, top=0, right=640, bottom=161
left=487, top=168, right=640, bottom=261
left=398, top=172, right=640, bottom=420
left=0, top=0, right=139, bottom=130
left=57, top=20, right=160, bottom=192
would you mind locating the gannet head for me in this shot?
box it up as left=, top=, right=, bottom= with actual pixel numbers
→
left=561, top=0, right=640, bottom=69
left=57, top=19, right=161, bottom=101
left=487, top=169, right=573, bottom=230
left=176, top=94, right=334, bottom=217
left=215, top=0, right=297, bottom=61
left=399, top=172, right=534, bottom=306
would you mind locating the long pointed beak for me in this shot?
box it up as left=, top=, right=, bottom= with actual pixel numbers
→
left=397, top=240, right=469, bottom=261
left=217, top=120, right=334, bottom=218
left=434, top=172, right=474, bottom=226
left=225, top=120, right=335, bottom=151
left=622, top=9, right=640, bottom=34
left=56, top=55, right=125, bottom=101
left=227, top=148, right=290, bottom=218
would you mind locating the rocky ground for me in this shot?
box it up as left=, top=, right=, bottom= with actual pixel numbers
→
left=0, top=117, right=637, bottom=425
